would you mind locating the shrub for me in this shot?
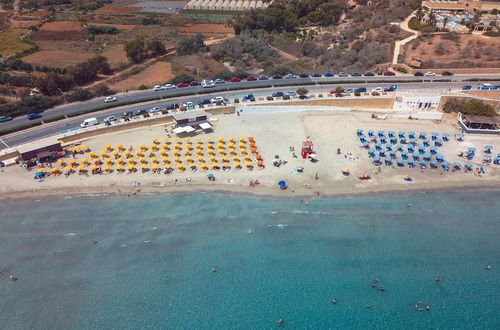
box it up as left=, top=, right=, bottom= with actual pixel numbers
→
left=138, top=84, right=148, bottom=90
left=443, top=99, right=498, bottom=117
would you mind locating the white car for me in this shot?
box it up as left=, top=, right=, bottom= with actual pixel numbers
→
left=104, top=115, right=116, bottom=122
left=153, top=85, right=165, bottom=91
left=424, top=71, right=435, bottom=76
left=211, top=96, right=225, bottom=104
left=164, top=84, right=176, bottom=89
left=149, top=106, right=161, bottom=113
left=285, top=91, right=296, bottom=96
left=104, top=96, right=117, bottom=103
left=202, top=79, right=215, bottom=88
left=371, top=87, right=384, bottom=93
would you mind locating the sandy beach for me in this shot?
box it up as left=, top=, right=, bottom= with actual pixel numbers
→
left=1, top=110, right=499, bottom=200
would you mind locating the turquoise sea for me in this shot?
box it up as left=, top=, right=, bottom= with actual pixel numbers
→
left=0, top=190, right=499, bottom=329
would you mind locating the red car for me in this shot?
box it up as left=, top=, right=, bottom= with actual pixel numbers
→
left=229, top=77, right=241, bottom=82
left=246, top=76, right=257, bottom=81
left=383, top=71, right=395, bottom=76
left=176, top=82, right=189, bottom=88
left=329, top=89, right=337, bottom=94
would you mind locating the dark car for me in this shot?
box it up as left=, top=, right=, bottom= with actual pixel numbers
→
left=197, top=98, right=211, bottom=106
left=441, top=71, right=454, bottom=76
left=299, top=95, right=309, bottom=100
left=383, top=71, right=395, bottom=76
left=351, top=72, right=361, bottom=77
left=229, top=77, right=241, bottom=82
left=299, top=73, right=309, bottom=78
left=190, top=81, right=200, bottom=86
left=272, top=91, right=284, bottom=97
left=324, top=72, right=334, bottom=77
left=135, top=109, right=147, bottom=116
left=354, top=87, right=367, bottom=93
left=414, top=71, right=424, bottom=76
left=166, top=103, right=180, bottom=110
left=122, top=111, right=135, bottom=118
left=0, top=115, right=13, bottom=123
left=246, top=76, right=257, bottom=81
left=364, top=71, right=375, bottom=76
left=461, top=85, right=472, bottom=91
left=312, top=73, right=322, bottom=77
left=27, top=113, right=42, bottom=120
left=272, top=74, right=283, bottom=79
left=176, top=82, right=189, bottom=88
left=259, top=75, right=269, bottom=80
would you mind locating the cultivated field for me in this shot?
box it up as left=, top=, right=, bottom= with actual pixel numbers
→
left=404, top=34, right=500, bottom=68
left=30, top=21, right=85, bottom=41
left=0, top=29, right=34, bottom=57
left=100, top=44, right=129, bottom=68
left=178, top=23, right=234, bottom=36
left=109, top=61, right=174, bottom=91
left=23, top=50, right=95, bottom=68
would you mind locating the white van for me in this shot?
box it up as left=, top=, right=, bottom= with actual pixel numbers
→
left=202, top=79, right=215, bottom=88
left=80, top=117, right=99, bottom=128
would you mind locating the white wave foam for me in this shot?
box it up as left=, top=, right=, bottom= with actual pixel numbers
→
left=267, top=224, right=288, bottom=229
left=144, top=240, right=151, bottom=243
left=63, top=233, right=78, bottom=236
left=270, top=211, right=278, bottom=214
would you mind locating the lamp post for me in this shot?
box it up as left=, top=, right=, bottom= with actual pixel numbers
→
left=58, top=89, right=67, bottom=103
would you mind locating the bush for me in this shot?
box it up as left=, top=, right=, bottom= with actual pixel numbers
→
left=443, top=99, right=498, bottom=117
left=86, top=25, right=119, bottom=35
left=354, top=92, right=361, bottom=96
left=43, top=114, right=66, bottom=123
left=372, top=91, right=380, bottom=96
left=66, top=88, right=93, bottom=103
left=296, top=87, right=309, bottom=96
left=169, top=74, right=195, bottom=84
left=176, top=33, right=206, bottom=56
left=138, top=84, right=148, bottom=90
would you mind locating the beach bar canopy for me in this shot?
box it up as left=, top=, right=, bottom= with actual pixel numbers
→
left=462, top=115, right=500, bottom=130
left=173, top=110, right=209, bottom=127
left=17, top=138, right=63, bottom=161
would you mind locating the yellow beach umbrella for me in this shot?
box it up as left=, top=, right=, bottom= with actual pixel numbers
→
left=36, top=168, right=46, bottom=173
left=195, top=137, right=202, bottom=141
left=150, top=144, right=158, bottom=151
left=152, top=137, right=158, bottom=143
left=162, top=157, right=169, bottom=164
left=56, top=159, right=64, bottom=165
left=152, top=163, right=159, bottom=169
left=229, top=148, right=236, bottom=155
left=140, top=164, right=148, bottom=169
left=103, top=164, right=111, bottom=170
left=195, top=143, right=202, bottom=149
left=233, top=161, right=241, bottom=167
left=233, top=156, right=240, bottom=161
left=116, top=164, right=123, bottom=171
left=162, top=137, right=169, bottom=142
left=160, top=150, right=167, bottom=157
left=77, top=165, right=85, bottom=172
left=140, top=143, right=146, bottom=150
left=116, top=144, right=123, bottom=151
left=128, top=159, right=136, bottom=165
left=174, top=137, right=180, bottom=142
left=136, top=151, right=143, bottom=157
left=239, top=137, right=246, bottom=142
left=183, top=137, right=190, bottom=142
left=162, top=143, right=168, bottom=150
left=197, top=156, right=204, bottom=163
left=164, top=164, right=172, bottom=169
left=112, top=150, right=119, bottom=158
left=240, top=149, right=247, bottom=155
left=127, top=164, right=135, bottom=169
left=51, top=167, right=60, bottom=174
left=174, top=144, right=181, bottom=150
left=81, top=158, right=89, bottom=165
left=117, top=158, right=125, bottom=165
left=63, top=165, right=72, bottom=172
left=229, top=137, right=235, bottom=142
left=245, top=161, right=253, bottom=168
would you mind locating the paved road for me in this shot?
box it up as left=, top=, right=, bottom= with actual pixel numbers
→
left=0, top=79, right=498, bottom=150
left=1, top=74, right=498, bottom=131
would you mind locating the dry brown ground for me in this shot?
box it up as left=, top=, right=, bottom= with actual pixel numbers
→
left=23, top=51, right=94, bottom=68
left=171, top=54, right=225, bottom=78
left=30, top=21, right=85, bottom=41
left=89, top=23, right=136, bottom=31
left=109, top=62, right=173, bottom=91
left=39, top=21, right=82, bottom=31
left=263, top=98, right=395, bottom=109
left=95, top=6, right=138, bottom=14
left=462, top=90, right=500, bottom=100
left=100, top=44, right=129, bottom=68
left=404, top=34, right=500, bottom=68
left=178, top=23, right=234, bottom=35
left=10, top=19, right=39, bottom=28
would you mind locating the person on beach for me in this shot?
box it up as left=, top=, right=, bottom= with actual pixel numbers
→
left=315, top=172, right=319, bottom=180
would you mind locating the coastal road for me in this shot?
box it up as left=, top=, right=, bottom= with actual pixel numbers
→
left=1, top=74, right=499, bottom=131
left=1, top=79, right=499, bottom=150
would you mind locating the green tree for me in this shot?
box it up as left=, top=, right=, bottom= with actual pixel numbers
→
left=213, top=68, right=233, bottom=80
left=169, top=73, right=195, bottom=84
left=296, top=87, right=309, bottom=96
left=176, top=33, right=206, bottom=55
left=124, top=39, right=146, bottom=63
left=335, top=86, right=344, bottom=93
left=148, top=40, right=167, bottom=57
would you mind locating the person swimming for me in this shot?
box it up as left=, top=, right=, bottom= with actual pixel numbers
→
left=247, top=229, right=253, bottom=235
left=435, top=276, right=441, bottom=282
left=486, top=265, right=492, bottom=270
left=9, top=275, right=17, bottom=281
left=277, top=318, right=284, bottom=326
left=331, top=299, right=337, bottom=304
left=380, top=287, right=385, bottom=292
left=211, top=267, right=217, bottom=273
left=90, top=237, right=97, bottom=245
left=426, top=305, right=431, bottom=311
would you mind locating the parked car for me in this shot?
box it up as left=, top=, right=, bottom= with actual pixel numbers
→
left=285, top=90, right=296, bottom=96
left=424, top=71, right=435, bottom=76
left=344, top=88, right=353, bottom=93
left=246, top=76, right=257, bottom=81
left=104, top=96, right=117, bottom=103
left=122, top=111, right=135, bottom=118
left=153, top=85, right=164, bottom=91
left=383, top=71, right=395, bottom=76
left=441, top=71, right=454, bottom=76
left=299, top=73, right=309, bottom=78
left=211, top=96, right=225, bottom=104
left=351, top=72, right=361, bottom=77
left=259, top=75, right=269, bottom=80
left=461, top=85, right=472, bottom=91
left=242, top=93, right=254, bottom=101
left=299, top=95, right=309, bottom=100
left=312, top=73, right=322, bottom=77
left=190, top=81, right=200, bottom=86
left=354, top=87, right=367, bottom=93
left=324, top=72, right=334, bottom=77
left=164, top=83, right=176, bottom=89
left=197, top=98, right=211, bottom=106
left=135, top=109, right=147, bottom=116
left=229, top=77, right=241, bottom=82
left=104, top=115, right=116, bottom=122
left=329, top=89, right=338, bottom=94
left=384, top=84, right=398, bottom=92
left=0, top=115, right=13, bottom=123
left=479, top=83, right=493, bottom=90
left=272, top=74, right=283, bottom=79
left=80, top=117, right=99, bottom=128
left=414, top=71, right=424, bottom=76
left=338, top=72, right=348, bottom=77
left=201, top=80, right=215, bottom=88
left=166, top=103, right=180, bottom=110
left=364, top=71, right=375, bottom=76
left=371, top=87, right=384, bottom=93
left=285, top=73, right=296, bottom=79
left=214, top=78, right=225, bottom=84
left=272, top=91, right=284, bottom=97
left=176, top=82, right=189, bottom=88
left=149, top=107, right=161, bottom=113
left=27, top=113, right=42, bottom=120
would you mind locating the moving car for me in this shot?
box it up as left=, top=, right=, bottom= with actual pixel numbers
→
left=354, top=87, right=367, bottom=93
left=351, top=72, right=361, bottom=77
left=0, top=116, right=12, bottom=123
left=104, top=96, right=117, bottom=103
left=383, top=71, right=395, bottom=76
left=364, top=72, right=375, bottom=76
left=246, top=76, right=257, bottom=81
left=461, top=85, right=472, bottom=91
left=229, top=77, right=241, bottom=82
left=384, top=84, right=398, bottom=92
left=338, top=72, right=348, bottom=77
left=285, top=73, right=296, bottom=79
left=311, top=73, right=322, bottom=77
left=211, top=96, right=225, bottom=104
left=201, top=80, right=215, bottom=88
left=285, top=91, right=296, bottom=96
left=441, top=71, right=454, bottom=76
left=242, top=93, right=255, bottom=101
left=176, top=82, right=189, bottom=88
left=258, top=75, right=269, bottom=80
left=190, top=81, right=200, bottom=86
left=324, top=72, right=334, bottom=77
left=122, top=111, right=135, bottom=118
left=272, top=91, right=284, bottom=97
left=414, top=71, right=424, bottom=76
left=27, top=113, right=42, bottom=120
left=166, top=103, right=180, bottom=110
left=299, top=95, right=309, bottom=100
left=214, top=78, right=225, bottom=84
left=80, top=117, right=99, bottom=128
left=149, top=107, right=161, bottom=113
left=424, top=71, right=435, bottom=76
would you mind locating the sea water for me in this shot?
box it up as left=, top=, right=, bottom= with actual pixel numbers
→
left=0, top=190, right=499, bottom=329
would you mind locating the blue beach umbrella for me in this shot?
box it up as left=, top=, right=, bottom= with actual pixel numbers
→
left=398, top=131, right=406, bottom=138
left=375, top=142, right=382, bottom=150
left=360, top=136, right=367, bottom=143
left=356, top=129, right=363, bottom=136
left=423, top=139, right=430, bottom=147
left=430, top=160, right=438, bottom=168
left=386, top=143, right=392, bottom=150
left=468, top=147, right=476, bottom=153
left=389, top=137, right=397, bottom=144
left=419, top=160, right=427, bottom=167
left=419, top=132, right=427, bottom=139
left=436, top=154, right=444, bottom=161
left=431, top=132, right=439, bottom=140
left=418, top=145, right=425, bottom=153
left=430, top=146, right=437, bottom=154
left=385, top=158, right=392, bottom=166
left=443, top=133, right=450, bottom=141
left=412, top=152, right=420, bottom=159
left=373, top=157, right=381, bottom=165
left=396, top=144, right=403, bottom=151
left=407, top=146, right=414, bottom=153
left=380, top=137, right=387, bottom=144
left=389, top=150, right=397, bottom=156
left=378, top=130, right=385, bottom=137
left=400, top=138, right=407, bottom=144
left=397, top=158, right=405, bottom=166
left=368, top=130, right=375, bottom=136
left=401, top=151, right=408, bottom=159
left=434, top=139, right=442, bottom=146
left=464, top=163, right=473, bottom=170
left=408, top=131, right=416, bottom=138
left=453, top=162, right=461, bottom=169
left=368, top=149, right=375, bottom=156
left=455, top=133, right=464, bottom=140
left=442, top=161, right=449, bottom=171
left=361, top=142, right=369, bottom=148
left=484, top=145, right=493, bottom=153
left=423, top=152, right=431, bottom=160
left=379, top=150, right=386, bottom=157
left=495, top=157, right=500, bottom=165
left=388, top=130, right=395, bottom=137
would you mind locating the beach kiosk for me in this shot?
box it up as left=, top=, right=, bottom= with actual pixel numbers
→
left=17, top=138, right=63, bottom=163
left=172, top=111, right=211, bottom=136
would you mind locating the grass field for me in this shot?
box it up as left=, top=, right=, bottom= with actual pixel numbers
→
left=0, top=29, right=34, bottom=57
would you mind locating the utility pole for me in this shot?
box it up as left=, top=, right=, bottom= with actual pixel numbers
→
left=58, top=89, right=67, bottom=103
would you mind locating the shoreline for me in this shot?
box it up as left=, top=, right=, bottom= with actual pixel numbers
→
left=1, top=179, right=498, bottom=202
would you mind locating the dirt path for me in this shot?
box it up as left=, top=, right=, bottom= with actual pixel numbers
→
left=392, top=12, right=419, bottom=64
left=269, top=45, right=298, bottom=61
